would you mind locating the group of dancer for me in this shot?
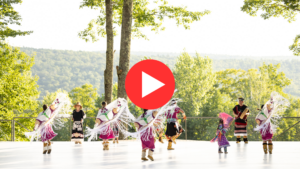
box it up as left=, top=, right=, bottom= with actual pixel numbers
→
left=211, top=92, right=289, bottom=155
left=25, top=91, right=289, bottom=160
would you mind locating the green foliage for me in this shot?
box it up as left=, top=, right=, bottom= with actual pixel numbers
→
left=241, top=0, right=300, bottom=56
left=173, top=51, right=215, bottom=116
left=18, top=47, right=300, bottom=99
left=0, top=0, right=32, bottom=40
left=0, top=43, right=39, bottom=141
left=216, top=63, right=291, bottom=115
left=79, top=0, right=210, bottom=41
left=69, top=83, right=98, bottom=117
left=43, top=89, right=72, bottom=113
left=2, top=47, right=300, bottom=141
left=19, top=48, right=179, bottom=98
left=276, top=97, right=300, bottom=140
left=241, top=0, right=299, bottom=22
left=290, top=34, right=300, bottom=56
left=0, top=43, right=40, bottom=119
left=188, top=62, right=295, bottom=141
left=170, top=51, right=299, bottom=141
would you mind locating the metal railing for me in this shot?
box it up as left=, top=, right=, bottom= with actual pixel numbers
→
left=1, top=117, right=300, bottom=141
left=0, top=120, right=12, bottom=141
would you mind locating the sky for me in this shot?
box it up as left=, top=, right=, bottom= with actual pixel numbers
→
left=7, top=0, right=300, bottom=57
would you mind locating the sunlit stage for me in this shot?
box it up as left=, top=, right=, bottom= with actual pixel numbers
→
left=0, top=140, right=299, bottom=169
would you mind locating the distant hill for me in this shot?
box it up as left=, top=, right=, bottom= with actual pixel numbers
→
left=20, top=47, right=300, bottom=98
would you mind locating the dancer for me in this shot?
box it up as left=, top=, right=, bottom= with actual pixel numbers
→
left=71, top=102, right=86, bottom=144
left=254, top=92, right=289, bottom=154
left=124, top=100, right=170, bottom=161
left=233, top=97, right=250, bottom=143
left=25, top=93, right=71, bottom=154
left=211, top=113, right=233, bottom=154
left=112, top=124, right=119, bottom=144
left=164, top=99, right=186, bottom=150
left=96, top=101, right=115, bottom=150
left=35, top=104, right=56, bottom=154
left=86, top=98, right=135, bottom=150
left=133, top=109, right=159, bottom=161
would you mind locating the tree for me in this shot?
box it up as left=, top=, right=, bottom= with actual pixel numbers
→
left=276, top=97, right=300, bottom=141
left=0, top=42, right=39, bottom=141
left=69, top=83, right=98, bottom=117
left=172, top=51, right=216, bottom=116
left=104, top=0, right=115, bottom=104
left=80, top=0, right=210, bottom=100
left=0, top=42, right=40, bottom=119
left=241, top=0, right=300, bottom=56
left=117, top=0, right=133, bottom=99
left=0, top=0, right=32, bottom=40
left=216, top=63, right=291, bottom=114
left=80, top=0, right=115, bottom=104
left=213, top=63, right=292, bottom=141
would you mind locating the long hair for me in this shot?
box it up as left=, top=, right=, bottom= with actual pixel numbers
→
left=217, top=119, right=224, bottom=129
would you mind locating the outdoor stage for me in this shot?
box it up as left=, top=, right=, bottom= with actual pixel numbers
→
left=0, top=140, right=299, bottom=169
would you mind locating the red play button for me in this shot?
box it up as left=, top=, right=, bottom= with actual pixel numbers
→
left=125, top=60, right=175, bottom=109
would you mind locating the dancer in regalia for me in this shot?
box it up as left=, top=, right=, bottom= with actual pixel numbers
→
left=211, top=113, right=233, bottom=154
left=35, top=104, right=56, bottom=154
left=112, top=124, right=119, bottom=144
left=124, top=99, right=170, bottom=161
left=164, top=99, right=186, bottom=150
left=86, top=98, right=135, bottom=150
left=25, top=93, right=71, bottom=154
left=96, top=101, right=115, bottom=150
left=233, top=98, right=250, bottom=143
left=254, top=92, right=289, bottom=154
left=133, top=109, right=158, bottom=161
left=71, top=102, right=86, bottom=144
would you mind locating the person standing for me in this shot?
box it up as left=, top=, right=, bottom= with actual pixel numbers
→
left=233, top=98, right=250, bottom=144
left=71, top=102, right=86, bottom=144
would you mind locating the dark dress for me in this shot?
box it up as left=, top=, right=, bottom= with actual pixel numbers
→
left=233, top=105, right=249, bottom=136
left=71, top=110, right=85, bottom=142
left=165, top=107, right=181, bottom=137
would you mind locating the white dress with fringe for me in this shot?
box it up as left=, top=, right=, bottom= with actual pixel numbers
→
left=85, top=98, right=135, bottom=141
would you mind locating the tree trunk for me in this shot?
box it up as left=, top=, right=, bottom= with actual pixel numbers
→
left=117, top=0, right=133, bottom=140
left=104, top=0, right=114, bottom=104
left=117, top=0, right=133, bottom=99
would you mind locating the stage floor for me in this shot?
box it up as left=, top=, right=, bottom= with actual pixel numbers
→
left=0, top=140, right=299, bottom=169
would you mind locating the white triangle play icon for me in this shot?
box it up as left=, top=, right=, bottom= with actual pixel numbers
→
left=142, top=71, right=165, bottom=98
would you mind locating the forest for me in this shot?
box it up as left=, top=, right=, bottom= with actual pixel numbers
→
left=1, top=46, right=300, bottom=142
left=21, top=47, right=300, bottom=98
